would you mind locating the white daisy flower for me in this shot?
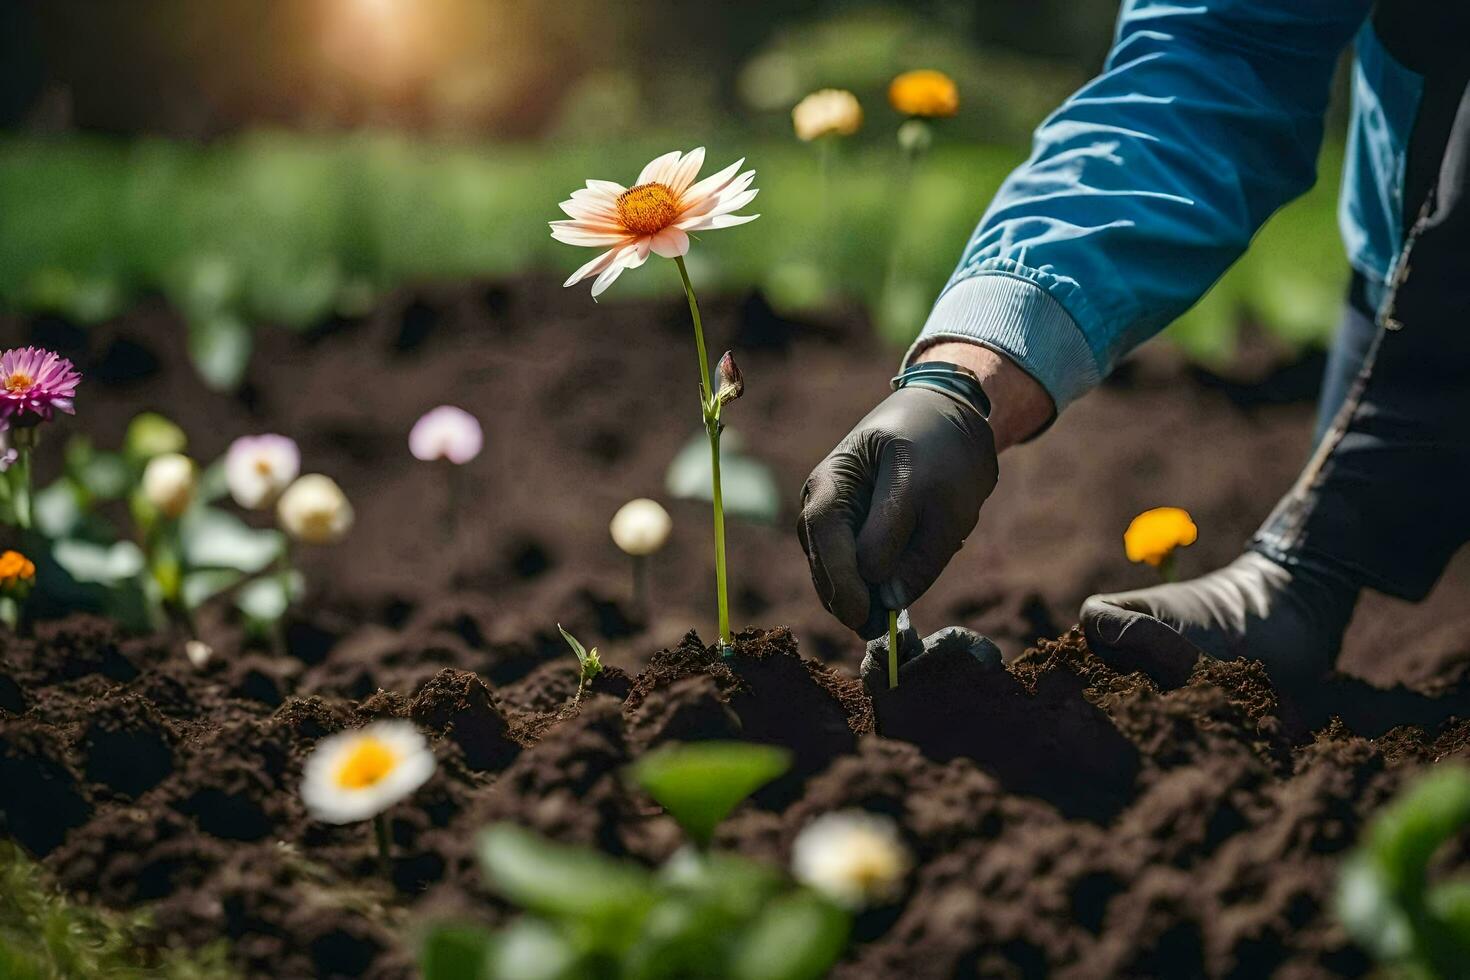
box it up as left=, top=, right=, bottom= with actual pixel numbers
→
left=791, top=810, right=912, bottom=908
left=301, top=721, right=436, bottom=824
left=225, top=434, right=300, bottom=510
left=550, top=148, right=760, bottom=298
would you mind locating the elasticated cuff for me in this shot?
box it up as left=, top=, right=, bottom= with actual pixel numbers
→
left=902, top=273, right=1102, bottom=413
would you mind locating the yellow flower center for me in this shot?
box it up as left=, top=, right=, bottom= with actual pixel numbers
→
left=616, top=182, right=679, bottom=236
left=334, top=737, right=398, bottom=790
left=254, top=457, right=275, bottom=476
left=4, top=372, right=34, bottom=394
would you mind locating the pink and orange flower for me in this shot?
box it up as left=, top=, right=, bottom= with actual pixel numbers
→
left=550, top=148, right=759, bottom=297
left=0, top=347, right=81, bottom=427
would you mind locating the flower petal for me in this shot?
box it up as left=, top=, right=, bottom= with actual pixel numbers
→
left=549, top=221, right=632, bottom=246
left=584, top=179, right=626, bottom=197
left=636, top=150, right=683, bottom=187
left=563, top=247, right=620, bottom=288
left=678, top=211, right=760, bottom=232
left=667, top=147, right=706, bottom=196
left=682, top=158, right=744, bottom=205
left=649, top=226, right=690, bottom=258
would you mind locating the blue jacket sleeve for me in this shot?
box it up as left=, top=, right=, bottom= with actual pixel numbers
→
left=909, top=0, right=1371, bottom=411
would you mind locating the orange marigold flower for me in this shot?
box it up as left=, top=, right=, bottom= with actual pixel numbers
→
left=0, top=549, right=36, bottom=595
left=1124, top=508, right=1198, bottom=567
left=888, top=69, right=959, bottom=118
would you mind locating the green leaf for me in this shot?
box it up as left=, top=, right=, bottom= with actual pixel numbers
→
left=72, top=451, right=132, bottom=502
left=180, top=507, right=283, bottom=574
left=477, top=824, right=656, bottom=929
left=1337, top=854, right=1416, bottom=961
left=188, top=312, right=253, bottom=391
left=729, top=891, right=850, bottom=980
left=51, top=539, right=145, bottom=585
left=482, top=919, right=580, bottom=980
left=236, top=571, right=303, bottom=623
left=1428, top=880, right=1470, bottom=945
left=32, top=480, right=84, bottom=539
left=557, top=624, right=591, bottom=667
left=124, top=412, right=188, bottom=461
left=421, top=923, right=493, bottom=980
left=658, top=847, right=784, bottom=920
left=626, top=742, right=791, bottom=846
left=664, top=430, right=781, bottom=525
left=182, top=569, right=244, bottom=610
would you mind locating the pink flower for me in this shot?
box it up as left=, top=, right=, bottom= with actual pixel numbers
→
left=0, top=347, right=81, bottom=427
left=551, top=148, right=759, bottom=297
left=409, top=406, right=483, bottom=464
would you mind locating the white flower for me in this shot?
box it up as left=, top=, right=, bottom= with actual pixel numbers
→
left=225, top=434, right=300, bottom=510
left=277, top=474, right=354, bottom=545
left=791, top=810, right=911, bottom=908
left=609, top=498, right=672, bottom=557
left=409, top=405, right=483, bottom=464
left=141, top=453, right=196, bottom=519
left=792, top=89, right=863, bottom=141
left=301, top=721, right=436, bottom=824
left=551, top=148, right=760, bottom=297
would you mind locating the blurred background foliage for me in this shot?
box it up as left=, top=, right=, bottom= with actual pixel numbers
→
left=0, top=0, right=1349, bottom=383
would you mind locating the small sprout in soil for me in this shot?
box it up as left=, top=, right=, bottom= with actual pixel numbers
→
left=409, top=405, right=483, bottom=540
left=791, top=809, right=913, bottom=910
left=609, top=497, right=671, bottom=610
left=556, top=623, right=603, bottom=704
left=1124, top=506, right=1198, bottom=582
left=552, top=148, right=759, bottom=651
left=301, top=720, right=436, bottom=880
left=277, top=474, right=354, bottom=545
left=0, top=548, right=36, bottom=632
left=225, top=433, right=300, bottom=510
left=0, top=346, right=82, bottom=531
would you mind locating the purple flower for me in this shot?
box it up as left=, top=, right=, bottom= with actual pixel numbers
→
left=409, top=406, right=483, bottom=464
left=0, top=347, right=81, bottom=428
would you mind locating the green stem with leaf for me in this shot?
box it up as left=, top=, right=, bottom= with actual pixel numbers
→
left=888, top=609, right=900, bottom=689
left=674, top=255, right=732, bottom=652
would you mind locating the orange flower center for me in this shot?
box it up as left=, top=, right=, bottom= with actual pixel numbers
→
left=4, top=372, right=34, bottom=394
left=335, top=738, right=398, bottom=790
left=616, top=182, right=679, bottom=236
left=254, top=457, right=275, bottom=476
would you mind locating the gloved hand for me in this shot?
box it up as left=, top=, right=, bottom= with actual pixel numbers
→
left=859, top=615, right=1002, bottom=697
left=1080, top=551, right=1357, bottom=689
left=798, top=385, right=997, bottom=639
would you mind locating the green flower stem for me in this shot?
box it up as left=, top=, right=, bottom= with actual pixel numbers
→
left=9, top=447, right=32, bottom=530
left=674, top=255, right=732, bottom=652
left=373, top=813, right=392, bottom=882
left=631, top=554, right=647, bottom=614
left=888, top=609, right=900, bottom=689
left=1158, top=552, right=1177, bottom=584
left=0, top=596, right=18, bottom=632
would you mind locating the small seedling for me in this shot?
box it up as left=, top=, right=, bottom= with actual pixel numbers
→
left=557, top=624, right=603, bottom=704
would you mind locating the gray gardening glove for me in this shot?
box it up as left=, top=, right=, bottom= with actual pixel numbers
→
left=1080, top=551, right=1357, bottom=689
left=798, top=386, right=997, bottom=639
left=860, top=617, right=1003, bottom=697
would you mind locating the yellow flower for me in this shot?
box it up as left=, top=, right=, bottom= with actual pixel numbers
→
left=792, top=89, right=863, bottom=141
left=1124, top=507, right=1198, bottom=567
left=888, top=69, right=959, bottom=118
left=0, top=550, right=35, bottom=596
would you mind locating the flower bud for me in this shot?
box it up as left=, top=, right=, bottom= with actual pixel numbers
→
left=141, top=453, right=196, bottom=519
left=609, top=498, right=672, bottom=557
left=716, top=350, right=744, bottom=407
left=896, top=118, right=933, bottom=157
left=277, top=474, right=354, bottom=545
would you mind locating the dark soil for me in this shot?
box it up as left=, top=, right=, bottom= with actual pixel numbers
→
left=3, top=280, right=1470, bottom=978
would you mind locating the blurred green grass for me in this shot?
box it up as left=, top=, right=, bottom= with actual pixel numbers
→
left=0, top=132, right=1346, bottom=374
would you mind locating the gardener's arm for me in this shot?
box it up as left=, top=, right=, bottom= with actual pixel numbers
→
left=912, top=0, right=1370, bottom=412
left=801, top=0, right=1371, bottom=638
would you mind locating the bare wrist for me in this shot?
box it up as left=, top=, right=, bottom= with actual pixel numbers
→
left=916, top=342, right=1054, bottom=451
